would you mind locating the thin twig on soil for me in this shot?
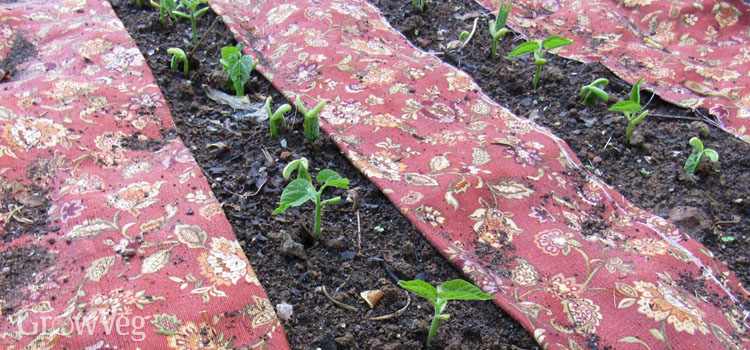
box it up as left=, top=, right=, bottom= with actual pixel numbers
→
left=321, top=286, right=358, bottom=311
left=458, top=18, right=479, bottom=50
left=711, top=219, right=740, bottom=230
left=370, top=291, right=411, bottom=321
left=702, top=190, right=718, bottom=203
left=189, top=16, right=220, bottom=57
left=649, top=113, right=701, bottom=122
left=356, top=210, right=362, bottom=251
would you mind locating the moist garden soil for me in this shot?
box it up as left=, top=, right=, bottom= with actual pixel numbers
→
left=108, top=0, right=748, bottom=349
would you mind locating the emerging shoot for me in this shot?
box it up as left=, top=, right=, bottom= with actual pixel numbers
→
left=398, top=279, right=494, bottom=343
left=683, top=137, right=719, bottom=174
left=608, top=78, right=649, bottom=145
left=413, top=0, right=425, bottom=12
left=167, top=47, right=189, bottom=77
left=220, top=43, right=258, bottom=97
left=173, top=0, right=210, bottom=44
left=579, top=78, right=609, bottom=106
left=295, top=98, right=327, bottom=141
left=507, top=35, right=573, bottom=89
left=150, top=0, right=177, bottom=25
left=266, top=96, right=292, bottom=137
left=273, top=158, right=349, bottom=236
left=489, top=0, right=512, bottom=59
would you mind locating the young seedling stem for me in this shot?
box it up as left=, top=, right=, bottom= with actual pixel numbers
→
left=173, top=0, right=209, bottom=44
left=489, top=0, right=512, bottom=58
left=266, top=96, right=292, bottom=137
left=296, top=98, right=328, bottom=141
left=413, top=0, right=425, bottom=12
left=150, top=0, right=177, bottom=25
left=167, top=47, right=189, bottom=77
left=398, top=279, right=494, bottom=343
left=507, top=35, right=573, bottom=89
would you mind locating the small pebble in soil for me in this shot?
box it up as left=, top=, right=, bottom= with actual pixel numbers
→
left=690, top=121, right=711, bottom=138
left=281, top=236, right=306, bottom=260
left=276, top=302, right=293, bottom=321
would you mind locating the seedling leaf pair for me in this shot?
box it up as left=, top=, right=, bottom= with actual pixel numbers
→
left=398, top=279, right=494, bottom=342
left=507, top=35, right=573, bottom=89
left=683, top=137, right=719, bottom=174
left=220, top=43, right=258, bottom=97
left=273, top=158, right=349, bottom=236
left=608, top=78, right=649, bottom=144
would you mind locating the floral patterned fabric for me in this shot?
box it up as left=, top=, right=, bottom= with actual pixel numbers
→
left=0, top=1, right=287, bottom=349
left=479, top=0, right=750, bottom=143
left=209, top=0, right=750, bottom=349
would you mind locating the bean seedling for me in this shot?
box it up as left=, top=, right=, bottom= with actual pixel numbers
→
left=273, top=158, right=349, bottom=236
left=150, top=0, right=177, bottom=25
left=398, top=279, right=494, bottom=343
left=220, top=43, right=258, bottom=97
left=173, top=0, right=210, bottom=44
left=608, top=78, right=649, bottom=144
left=266, top=96, right=292, bottom=137
left=295, top=98, right=327, bottom=141
left=489, top=0, right=512, bottom=59
left=579, top=78, right=609, bottom=106
left=507, top=35, right=573, bottom=89
left=683, top=137, right=719, bottom=174
left=167, top=48, right=189, bottom=77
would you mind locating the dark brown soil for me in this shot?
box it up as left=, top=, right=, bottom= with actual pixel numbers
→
left=0, top=182, right=51, bottom=242
left=111, top=1, right=539, bottom=349
left=0, top=245, right=56, bottom=314
left=370, top=0, right=750, bottom=288
left=0, top=35, right=37, bottom=82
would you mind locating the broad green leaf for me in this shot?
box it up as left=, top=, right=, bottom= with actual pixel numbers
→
left=688, top=137, right=704, bottom=152
left=273, top=179, right=316, bottom=214
left=221, top=44, right=241, bottom=70
left=228, top=55, right=256, bottom=96
left=703, top=149, right=719, bottom=163
left=317, top=169, right=342, bottom=183
left=437, top=279, right=494, bottom=301
left=542, top=35, right=574, bottom=50
left=318, top=169, right=349, bottom=189
left=630, top=78, right=643, bottom=105
left=398, top=279, right=437, bottom=305
left=684, top=153, right=700, bottom=174
left=609, top=100, right=642, bottom=113
left=507, top=41, right=540, bottom=58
